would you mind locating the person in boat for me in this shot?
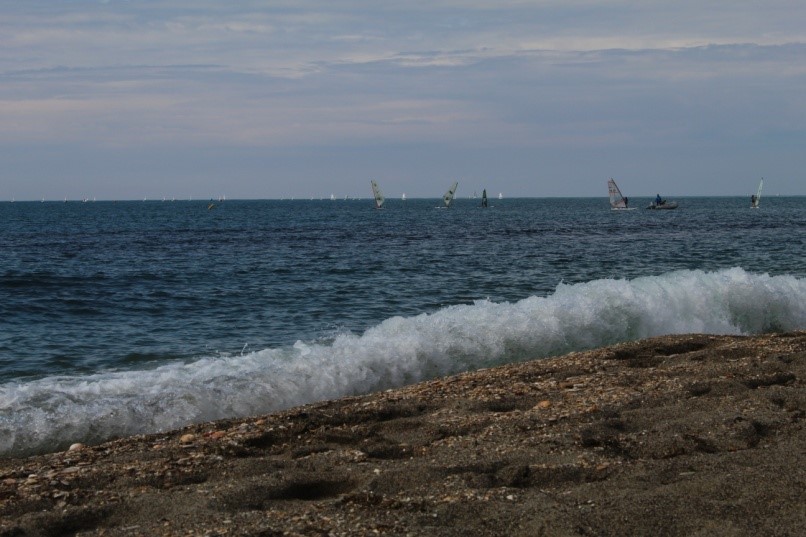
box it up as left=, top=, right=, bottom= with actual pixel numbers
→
left=751, top=194, right=757, bottom=206
left=623, top=197, right=628, bottom=208
left=655, top=193, right=663, bottom=206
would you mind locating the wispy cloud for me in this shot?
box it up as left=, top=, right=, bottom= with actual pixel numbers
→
left=1, top=1, right=806, bottom=197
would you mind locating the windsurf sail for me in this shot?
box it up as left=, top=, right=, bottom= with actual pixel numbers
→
left=608, top=178, right=629, bottom=210
left=370, top=180, right=385, bottom=209
left=752, top=178, right=763, bottom=208
left=443, top=181, right=458, bottom=207
left=481, top=189, right=488, bottom=208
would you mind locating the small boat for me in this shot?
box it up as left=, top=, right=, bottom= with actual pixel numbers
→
left=370, top=180, right=385, bottom=209
left=481, top=189, right=488, bottom=208
left=646, top=194, right=678, bottom=210
left=498, top=192, right=503, bottom=200
left=401, top=193, right=406, bottom=201
left=607, top=178, right=636, bottom=210
left=439, top=181, right=459, bottom=208
left=751, top=178, right=763, bottom=208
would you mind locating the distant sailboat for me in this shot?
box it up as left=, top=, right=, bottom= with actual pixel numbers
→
left=607, top=178, right=635, bottom=210
left=441, top=181, right=459, bottom=208
left=751, top=178, right=763, bottom=208
left=481, top=189, right=488, bottom=208
left=498, top=192, right=503, bottom=200
left=401, top=193, right=406, bottom=201
left=330, top=193, right=335, bottom=201
left=370, top=180, right=385, bottom=209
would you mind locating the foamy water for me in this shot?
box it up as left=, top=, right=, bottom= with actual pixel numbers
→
left=1, top=267, right=803, bottom=456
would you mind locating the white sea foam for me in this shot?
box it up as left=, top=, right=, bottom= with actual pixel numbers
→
left=1, top=267, right=804, bottom=456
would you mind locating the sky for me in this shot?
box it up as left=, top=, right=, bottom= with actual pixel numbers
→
left=2, top=1, right=805, bottom=200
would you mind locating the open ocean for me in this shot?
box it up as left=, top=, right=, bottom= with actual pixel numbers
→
left=1, top=196, right=805, bottom=456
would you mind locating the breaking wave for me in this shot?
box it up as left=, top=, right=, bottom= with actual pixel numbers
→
left=1, top=267, right=804, bottom=456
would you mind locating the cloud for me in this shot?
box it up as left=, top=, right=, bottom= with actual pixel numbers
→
left=2, top=1, right=806, bottom=197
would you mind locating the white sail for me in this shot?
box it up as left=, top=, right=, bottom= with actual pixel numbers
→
left=752, top=178, right=763, bottom=208
left=608, top=178, right=629, bottom=209
left=370, top=180, right=385, bottom=209
left=442, top=181, right=459, bottom=207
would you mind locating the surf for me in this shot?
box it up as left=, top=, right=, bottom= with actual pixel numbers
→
left=1, top=267, right=804, bottom=457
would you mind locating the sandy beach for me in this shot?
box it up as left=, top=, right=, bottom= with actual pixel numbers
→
left=1, top=331, right=804, bottom=536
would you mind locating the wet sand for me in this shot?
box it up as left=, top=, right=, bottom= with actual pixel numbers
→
left=1, top=332, right=804, bottom=536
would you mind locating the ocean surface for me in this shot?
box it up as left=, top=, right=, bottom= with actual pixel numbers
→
left=1, top=196, right=805, bottom=456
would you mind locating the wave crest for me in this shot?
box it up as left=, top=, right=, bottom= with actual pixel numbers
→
left=1, top=267, right=804, bottom=456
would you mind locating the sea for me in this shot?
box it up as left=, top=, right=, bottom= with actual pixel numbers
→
left=1, top=196, right=805, bottom=457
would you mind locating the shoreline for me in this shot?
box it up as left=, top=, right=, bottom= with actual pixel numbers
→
left=1, top=331, right=804, bottom=536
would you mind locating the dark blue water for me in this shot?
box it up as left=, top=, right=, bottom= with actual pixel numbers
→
left=1, top=196, right=804, bottom=455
